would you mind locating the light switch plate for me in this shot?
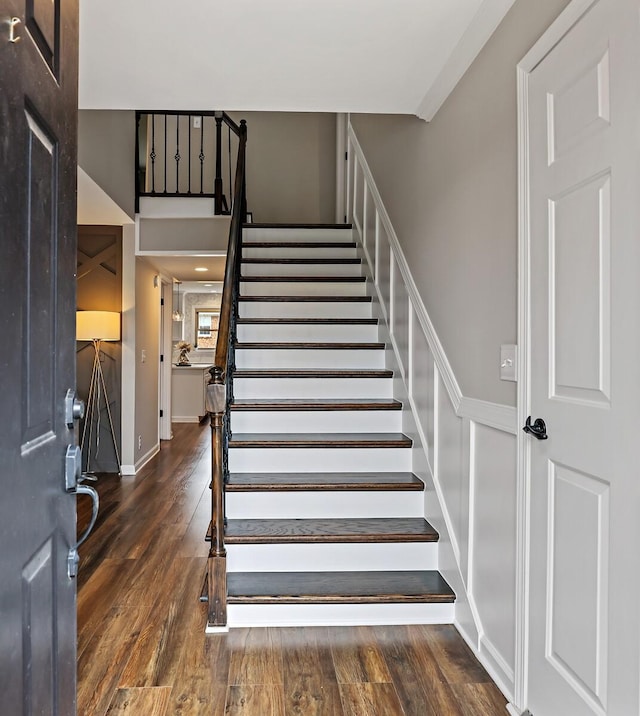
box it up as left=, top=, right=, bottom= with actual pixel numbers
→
left=500, top=344, right=517, bottom=382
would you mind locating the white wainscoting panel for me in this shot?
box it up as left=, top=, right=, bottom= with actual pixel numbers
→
left=376, top=223, right=392, bottom=323
left=391, top=258, right=410, bottom=380
left=347, top=119, right=519, bottom=702
left=436, top=372, right=468, bottom=575
left=470, top=423, right=518, bottom=687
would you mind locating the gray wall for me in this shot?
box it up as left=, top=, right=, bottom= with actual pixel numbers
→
left=351, top=0, right=571, bottom=406
left=228, top=111, right=336, bottom=223
left=78, top=111, right=136, bottom=219
left=79, top=110, right=336, bottom=224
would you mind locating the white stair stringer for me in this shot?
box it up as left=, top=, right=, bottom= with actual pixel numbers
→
left=222, top=225, right=454, bottom=627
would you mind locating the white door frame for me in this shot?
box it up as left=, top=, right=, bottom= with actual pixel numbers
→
left=159, top=278, right=173, bottom=440
left=515, top=0, right=605, bottom=711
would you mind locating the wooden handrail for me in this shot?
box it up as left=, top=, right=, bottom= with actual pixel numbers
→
left=205, top=118, right=247, bottom=629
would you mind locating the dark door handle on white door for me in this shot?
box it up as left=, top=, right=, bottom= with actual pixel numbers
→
left=523, top=416, right=548, bottom=440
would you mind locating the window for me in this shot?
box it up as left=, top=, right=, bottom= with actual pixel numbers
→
left=194, top=309, right=219, bottom=349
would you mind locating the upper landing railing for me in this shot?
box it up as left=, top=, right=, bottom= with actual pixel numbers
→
left=135, top=110, right=243, bottom=214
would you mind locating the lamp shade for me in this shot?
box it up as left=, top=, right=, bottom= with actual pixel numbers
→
left=76, top=311, right=121, bottom=341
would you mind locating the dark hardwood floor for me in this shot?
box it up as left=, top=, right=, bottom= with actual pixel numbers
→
left=77, top=422, right=507, bottom=715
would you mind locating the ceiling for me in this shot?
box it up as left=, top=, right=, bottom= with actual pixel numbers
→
left=79, top=0, right=516, bottom=120
left=141, top=255, right=227, bottom=283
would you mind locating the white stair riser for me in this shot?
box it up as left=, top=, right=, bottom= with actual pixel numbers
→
left=242, top=262, right=362, bottom=278
left=241, top=280, right=367, bottom=297
left=227, top=543, right=437, bottom=572
left=243, top=228, right=353, bottom=243
left=226, top=603, right=454, bottom=628
left=237, top=323, right=379, bottom=342
left=228, top=447, right=412, bottom=473
left=239, top=301, right=372, bottom=319
left=226, top=490, right=422, bottom=518
left=242, top=246, right=358, bottom=259
left=235, top=348, right=384, bottom=370
left=230, top=410, right=402, bottom=433
left=234, top=377, right=393, bottom=399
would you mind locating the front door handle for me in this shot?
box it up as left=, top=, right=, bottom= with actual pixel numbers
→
left=67, top=484, right=99, bottom=579
left=65, top=444, right=100, bottom=577
left=523, top=416, right=548, bottom=440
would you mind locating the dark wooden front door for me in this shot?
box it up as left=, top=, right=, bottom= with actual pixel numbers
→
left=0, top=1, right=80, bottom=713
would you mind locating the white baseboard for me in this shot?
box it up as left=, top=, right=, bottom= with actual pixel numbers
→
left=127, top=442, right=160, bottom=475
left=171, top=416, right=201, bottom=423
left=455, top=620, right=515, bottom=705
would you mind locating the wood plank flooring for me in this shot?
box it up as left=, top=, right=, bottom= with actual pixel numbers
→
left=77, top=422, right=507, bottom=715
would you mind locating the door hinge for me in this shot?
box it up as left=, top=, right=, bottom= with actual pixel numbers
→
left=160, top=297, right=164, bottom=306
left=160, top=354, right=164, bottom=362
left=344, top=215, right=347, bottom=223
left=344, top=151, right=348, bottom=161
left=160, top=409, right=164, bottom=418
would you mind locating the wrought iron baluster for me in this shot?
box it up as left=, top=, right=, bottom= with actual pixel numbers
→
left=188, top=115, right=192, bottom=194
left=175, top=115, right=181, bottom=192
left=150, top=114, right=156, bottom=194
left=199, top=116, right=205, bottom=195
left=163, top=113, right=167, bottom=193
left=228, top=125, right=232, bottom=212
left=214, top=114, right=223, bottom=215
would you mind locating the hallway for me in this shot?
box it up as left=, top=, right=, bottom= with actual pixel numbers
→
left=76, top=423, right=507, bottom=715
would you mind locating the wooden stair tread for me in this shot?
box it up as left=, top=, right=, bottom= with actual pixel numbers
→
left=242, top=258, right=361, bottom=265
left=226, top=571, right=455, bottom=604
left=230, top=398, right=402, bottom=411
left=240, top=275, right=366, bottom=282
left=229, top=433, right=412, bottom=448
left=242, top=241, right=357, bottom=249
left=224, top=517, right=438, bottom=543
left=226, top=471, right=424, bottom=491
left=237, top=318, right=378, bottom=325
left=233, top=369, right=392, bottom=378
left=235, top=341, right=385, bottom=350
left=239, top=295, right=372, bottom=302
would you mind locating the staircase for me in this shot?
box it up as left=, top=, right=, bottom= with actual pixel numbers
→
left=207, top=223, right=455, bottom=627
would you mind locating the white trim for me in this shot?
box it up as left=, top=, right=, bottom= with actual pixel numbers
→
left=506, top=703, right=524, bottom=716
left=456, top=619, right=516, bottom=707
left=518, top=0, right=601, bottom=73
left=133, top=442, right=160, bottom=474
left=416, top=0, right=518, bottom=121
left=136, top=250, right=226, bottom=257
left=205, top=624, right=230, bottom=634
left=480, top=632, right=516, bottom=692
left=348, top=126, right=463, bottom=412
left=459, top=397, right=518, bottom=434
left=515, top=62, right=532, bottom=714
left=335, top=113, right=347, bottom=223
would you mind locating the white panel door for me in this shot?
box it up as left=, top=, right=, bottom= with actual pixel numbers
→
left=526, top=1, right=640, bottom=714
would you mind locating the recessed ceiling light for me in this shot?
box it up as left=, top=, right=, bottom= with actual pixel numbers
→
left=194, top=267, right=208, bottom=272
left=203, top=283, right=213, bottom=287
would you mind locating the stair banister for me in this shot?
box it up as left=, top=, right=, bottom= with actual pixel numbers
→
left=205, top=118, right=247, bottom=629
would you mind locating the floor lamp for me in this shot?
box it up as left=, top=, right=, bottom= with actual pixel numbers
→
left=76, top=310, right=122, bottom=476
